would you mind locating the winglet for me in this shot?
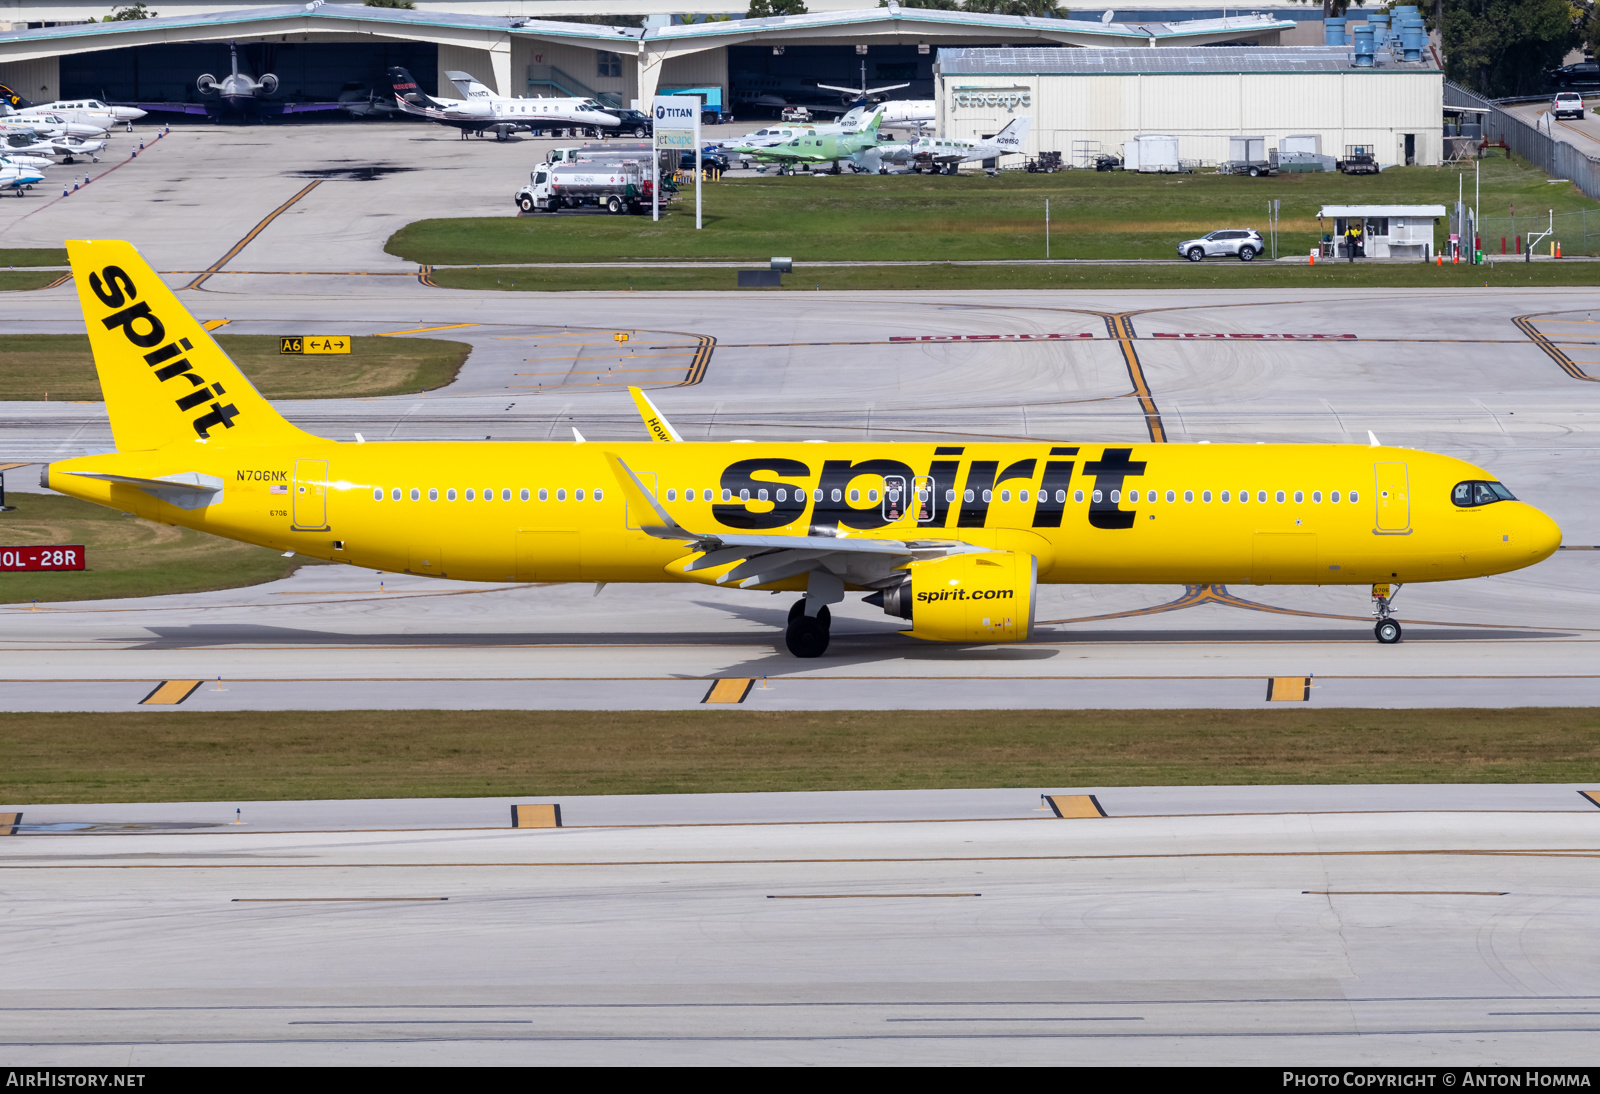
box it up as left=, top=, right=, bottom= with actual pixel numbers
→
left=1367, top=430, right=1381, bottom=447
left=629, top=386, right=682, bottom=442
left=604, top=452, right=695, bottom=540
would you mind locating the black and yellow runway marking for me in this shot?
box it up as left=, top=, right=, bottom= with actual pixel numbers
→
left=1513, top=313, right=1600, bottom=382
left=1581, top=791, right=1600, bottom=810
left=1267, top=676, right=1314, bottom=702
left=1104, top=313, right=1167, bottom=443
left=510, top=804, right=562, bottom=828
left=138, top=680, right=202, bottom=706
left=502, top=330, right=715, bottom=390
left=185, top=180, right=324, bottom=291
left=1043, top=794, right=1107, bottom=819
left=702, top=678, right=755, bottom=704
left=0, top=812, right=20, bottom=836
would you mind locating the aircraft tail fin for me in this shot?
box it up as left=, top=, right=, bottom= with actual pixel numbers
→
left=445, top=70, right=495, bottom=99
left=0, top=83, right=36, bottom=110
left=991, top=116, right=1032, bottom=154
left=387, top=66, right=438, bottom=109
left=67, top=239, right=320, bottom=452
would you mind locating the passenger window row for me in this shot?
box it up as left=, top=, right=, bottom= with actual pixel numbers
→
left=371, top=487, right=604, bottom=502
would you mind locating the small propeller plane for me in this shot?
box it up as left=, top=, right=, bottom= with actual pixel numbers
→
left=879, top=116, right=1033, bottom=174
left=727, top=108, right=886, bottom=174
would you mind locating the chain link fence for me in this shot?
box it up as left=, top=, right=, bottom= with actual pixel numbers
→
left=1447, top=80, right=1600, bottom=205
left=1476, top=210, right=1600, bottom=255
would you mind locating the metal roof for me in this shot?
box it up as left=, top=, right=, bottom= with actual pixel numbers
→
left=939, top=45, right=1441, bottom=75
left=0, top=3, right=1289, bottom=51
left=648, top=7, right=1290, bottom=43
left=0, top=4, right=642, bottom=48
left=1319, top=205, right=1447, bottom=217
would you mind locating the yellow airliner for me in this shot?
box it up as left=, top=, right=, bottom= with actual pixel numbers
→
left=41, top=240, right=1562, bottom=656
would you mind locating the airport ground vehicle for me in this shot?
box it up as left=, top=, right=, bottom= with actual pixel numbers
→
left=44, top=240, right=1564, bottom=656
left=1549, top=60, right=1600, bottom=88
left=781, top=106, right=813, bottom=122
left=515, top=161, right=652, bottom=214
left=604, top=108, right=652, bottom=138
left=1553, top=91, right=1586, bottom=119
left=1338, top=149, right=1379, bottom=174
left=1177, top=229, right=1264, bottom=262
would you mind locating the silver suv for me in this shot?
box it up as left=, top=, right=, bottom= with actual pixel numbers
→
left=1178, top=229, right=1264, bottom=262
left=1553, top=91, right=1585, bottom=119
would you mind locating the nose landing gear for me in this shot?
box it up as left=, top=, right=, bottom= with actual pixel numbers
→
left=1372, top=582, right=1404, bottom=644
left=784, top=599, right=831, bottom=658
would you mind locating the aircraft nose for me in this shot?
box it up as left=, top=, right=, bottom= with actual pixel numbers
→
left=1523, top=505, right=1563, bottom=562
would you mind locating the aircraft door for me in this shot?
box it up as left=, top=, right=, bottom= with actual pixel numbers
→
left=914, top=475, right=937, bottom=523
left=291, top=458, right=329, bottom=531
left=623, top=471, right=658, bottom=529
left=883, top=476, right=908, bottom=522
left=1374, top=462, right=1411, bottom=533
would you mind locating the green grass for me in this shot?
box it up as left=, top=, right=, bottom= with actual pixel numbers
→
left=0, top=247, right=68, bottom=267
left=434, top=259, right=1600, bottom=293
left=0, top=493, right=313, bottom=604
left=2, top=708, right=1597, bottom=803
left=390, top=155, right=1600, bottom=267
left=0, top=271, right=66, bottom=292
left=0, top=335, right=471, bottom=402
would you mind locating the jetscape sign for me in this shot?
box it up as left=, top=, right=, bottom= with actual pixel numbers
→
left=652, top=96, right=697, bottom=149
left=953, top=86, right=1031, bottom=112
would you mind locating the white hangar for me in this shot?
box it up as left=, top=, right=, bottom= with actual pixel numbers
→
left=935, top=46, right=1445, bottom=170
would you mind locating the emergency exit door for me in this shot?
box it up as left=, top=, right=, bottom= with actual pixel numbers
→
left=292, top=458, right=329, bottom=531
left=1374, top=462, right=1410, bottom=534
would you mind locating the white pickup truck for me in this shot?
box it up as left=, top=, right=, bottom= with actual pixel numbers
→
left=515, top=161, right=654, bottom=215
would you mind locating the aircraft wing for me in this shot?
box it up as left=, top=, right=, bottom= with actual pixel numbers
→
left=605, top=453, right=984, bottom=588
left=132, top=103, right=212, bottom=115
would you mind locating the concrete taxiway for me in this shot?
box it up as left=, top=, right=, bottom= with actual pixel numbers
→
left=4, top=784, right=1600, bottom=1065
left=0, top=123, right=1597, bottom=708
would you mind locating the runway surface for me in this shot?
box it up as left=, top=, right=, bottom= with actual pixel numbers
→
left=0, top=123, right=1597, bottom=708
left=5, top=784, right=1600, bottom=1065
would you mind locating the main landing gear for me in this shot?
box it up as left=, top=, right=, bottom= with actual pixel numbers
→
left=785, top=599, right=831, bottom=658
left=1372, top=582, right=1404, bottom=644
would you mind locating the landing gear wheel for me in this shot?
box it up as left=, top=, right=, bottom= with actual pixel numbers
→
left=1375, top=619, right=1402, bottom=644
left=785, top=599, right=831, bottom=658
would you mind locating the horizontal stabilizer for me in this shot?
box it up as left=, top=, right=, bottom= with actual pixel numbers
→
left=64, top=470, right=223, bottom=510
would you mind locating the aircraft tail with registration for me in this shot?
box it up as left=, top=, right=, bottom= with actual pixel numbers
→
left=67, top=239, right=319, bottom=452
left=42, top=240, right=1564, bottom=657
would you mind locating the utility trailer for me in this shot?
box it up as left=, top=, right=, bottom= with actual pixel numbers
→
left=1219, top=135, right=1276, bottom=177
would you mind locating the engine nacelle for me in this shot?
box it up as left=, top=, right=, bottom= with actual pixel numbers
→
left=867, top=551, right=1036, bottom=643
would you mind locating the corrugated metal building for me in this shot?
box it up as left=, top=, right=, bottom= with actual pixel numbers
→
left=936, top=47, right=1444, bottom=169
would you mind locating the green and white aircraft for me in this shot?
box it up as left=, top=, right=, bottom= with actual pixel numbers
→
left=728, top=108, right=886, bottom=174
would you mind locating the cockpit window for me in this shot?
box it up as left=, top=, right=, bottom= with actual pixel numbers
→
left=1452, top=480, right=1516, bottom=507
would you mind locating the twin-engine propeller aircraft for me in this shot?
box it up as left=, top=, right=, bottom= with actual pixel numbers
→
left=45, top=240, right=1562, bottom=655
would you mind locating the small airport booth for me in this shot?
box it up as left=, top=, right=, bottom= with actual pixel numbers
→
left=1320, top=204, right=1444, bottom=260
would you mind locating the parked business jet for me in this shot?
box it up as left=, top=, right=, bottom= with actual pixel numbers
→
left=388, top=67, right=617, bottom=139
left=44, top=240, right=1563, bottom=656
left=840, top=99, right=935, bottom=133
